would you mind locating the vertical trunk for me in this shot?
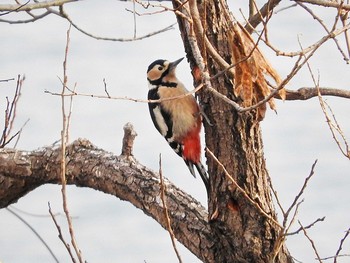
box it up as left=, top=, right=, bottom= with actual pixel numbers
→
left=173, top=0, right=293, bottom=262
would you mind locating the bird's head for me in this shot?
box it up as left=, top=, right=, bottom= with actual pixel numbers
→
left=147, top=58, right=184, bottom=85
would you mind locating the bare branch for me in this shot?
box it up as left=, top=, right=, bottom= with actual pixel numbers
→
left=264, top=21, right=350, bottom=59
left=206, top=148, right=281, bottom=228
left=282, top=87, right=350, bottom=100
left=294, top=0, right=350, bottom=10
left=0, top=0, right=77, bottom=12
left=48, top=202, right=77, bottom=263
left=102, top=78, right=111, bottom=98
left=57, top=6, right=176, bottom=42
left=0, top=139, right=212, bottom=262
left=6, top=206, right=59, bottom=263
left=159, top=154, right=183, bottom=263
left=0, top=75, right=25, bottom=148
left=284, top=160, right=318, bottom=226
left=0, top=78, right=15, bottom=82
left=59, top=25, right=84, bottom=263
left=298, top=220, right=323, bottom=262
left=0, top=0, right=29, bottom=16
left=0, top=10, right=51, bottom=23
left=0, top=1, right=175, bottom=41
left=319, top=254, right=350, bottom=261
left=45, top=83, right=205, bottom=104
left=245, top=0, right=282, bottom=33
left=286, top=217, right=325, bottom=236
left=271, top=160, right=319, bottom=260
left=318, top=92, right=350, bottom=159
left=334, top=227, right=350, bottom=263
left=296, top=1, right=349, bottom=63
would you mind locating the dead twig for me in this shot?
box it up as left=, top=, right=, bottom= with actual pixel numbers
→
left=45, top=83, right=204, bottom=104
left=49, top=202, right=76, bottom=263
left=206, top=147, right=281, bottom=228
left=271, top=160, right=319, bottom=261
left=0, top=75, right=25, bottom=148
left=294, top=0, right=350, bottom=10
left=298, top=220, right=323, bottom=262
left=296, top=1, right=349, bottom=63
left=284, top=161, right=318, bottom=226
left=158, top=154, right=183, bottom=263
left=286, top=217, right=325, bottom=236
left=333, top=227, right=350, bottom=263
left=7, top=206, right=59, bottom=263
left=0, top=0, right=76, bottom=12
left=318, top=94, right=350, bottom=159
left=58, top=24, right=84, bottom=263
left=103, top=78, right=111, bottom=98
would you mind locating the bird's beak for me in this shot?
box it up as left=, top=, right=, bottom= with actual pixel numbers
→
left=169, top=57, right=184, bottom=71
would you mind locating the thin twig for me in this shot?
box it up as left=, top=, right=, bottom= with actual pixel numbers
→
left=158, top=154, right=183, bottom=263
left=7, top=207, right=59, bottom=263
left=0, top=78, right=15, bottom=82
left=271, top=160, right=319, bottom=261
left=49, top=202, right=76, bottom=263
left=132, top=0, right=137, bottom=39
left=9, top=205, right=63, bottom=218
left=334, top=227, right=350, bottom=263
left=103, top=78, right=111, bottom=98
left=296, top=1, right=349, bottom=63
left=13, top=118, right=30, bottom=148
left=286, top=217, right=325, bottom=236
left=58, top=6, right=176, bottom=42
left=319, top=254, right=350, bottom=261
left=0, top=0, right=76, bottom=12
left=298, top=220, right=323, bottom=263
left=299, top=35, right=350, bottom=159
left=294, top=0, right=350, bottom=10
left=45, top=82, right=204, bottom=104
left=0, top=75, right=25, bottom=148
left=206, top=147, right=282, bottom=228
left=267, top=176, right=285, bottom=215
left=318, top=94, right=350, bottom=159
left=284, top=160, right=318, bottom=226
left=60, top=24, right=84, bottom=263
left=133, top=0, right=192, bottom=22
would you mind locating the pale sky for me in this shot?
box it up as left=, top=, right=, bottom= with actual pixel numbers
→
left=1, top=1, right=349, bottom=262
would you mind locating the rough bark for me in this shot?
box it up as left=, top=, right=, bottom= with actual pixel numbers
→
left=0, top=138, right=215, bottom=262
left=173, top=0, right=293, bottom=262
left=0, top=0, right=296, bottom=262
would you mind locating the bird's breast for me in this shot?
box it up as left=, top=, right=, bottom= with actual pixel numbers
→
left=158, top=85, right=201, bottom=140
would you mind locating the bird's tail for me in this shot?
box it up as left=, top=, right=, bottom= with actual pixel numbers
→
left=185, top=160, right=210, bottom=193
left=195, top=162, right=210, bottom=193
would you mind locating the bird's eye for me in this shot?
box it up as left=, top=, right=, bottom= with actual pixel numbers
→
left=158, top=66, right=163, bottom=71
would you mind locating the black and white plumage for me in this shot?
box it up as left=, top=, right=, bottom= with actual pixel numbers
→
left=146, top=58, right=209, bottom=191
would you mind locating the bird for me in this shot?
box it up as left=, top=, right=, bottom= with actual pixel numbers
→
left=146, top=57, right=209, bottom=191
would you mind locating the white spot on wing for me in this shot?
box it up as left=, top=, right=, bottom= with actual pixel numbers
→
left=153, top=106, right=168, bottom=136
left=148, top=83, right=158, bottom=90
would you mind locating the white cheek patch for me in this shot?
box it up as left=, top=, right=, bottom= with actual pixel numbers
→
left=153, top=106, right=168, bottom=137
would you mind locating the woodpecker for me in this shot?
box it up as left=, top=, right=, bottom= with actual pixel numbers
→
left=147, top=58, right=209, bottom=191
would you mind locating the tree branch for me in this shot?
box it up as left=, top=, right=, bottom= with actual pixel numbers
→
left=245, top=0, right=282, bottom=33
left=294, top=0, right=350, bottom=10
left=0, top=138, right=216, bottom=262
left=0, top=0, right=77, bottom=12
left=282, top=87, right=350, bottom=100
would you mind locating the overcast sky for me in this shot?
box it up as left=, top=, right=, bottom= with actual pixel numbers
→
left=0, top=1, right=350, bottom=262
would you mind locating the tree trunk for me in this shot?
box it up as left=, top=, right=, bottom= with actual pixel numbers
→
left=173, top=0, right=293, bottom=262
left=0, top=0, right=296, bottom=261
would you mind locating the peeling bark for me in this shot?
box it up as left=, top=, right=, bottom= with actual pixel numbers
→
left=172, top=0, right=294, bottom=262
